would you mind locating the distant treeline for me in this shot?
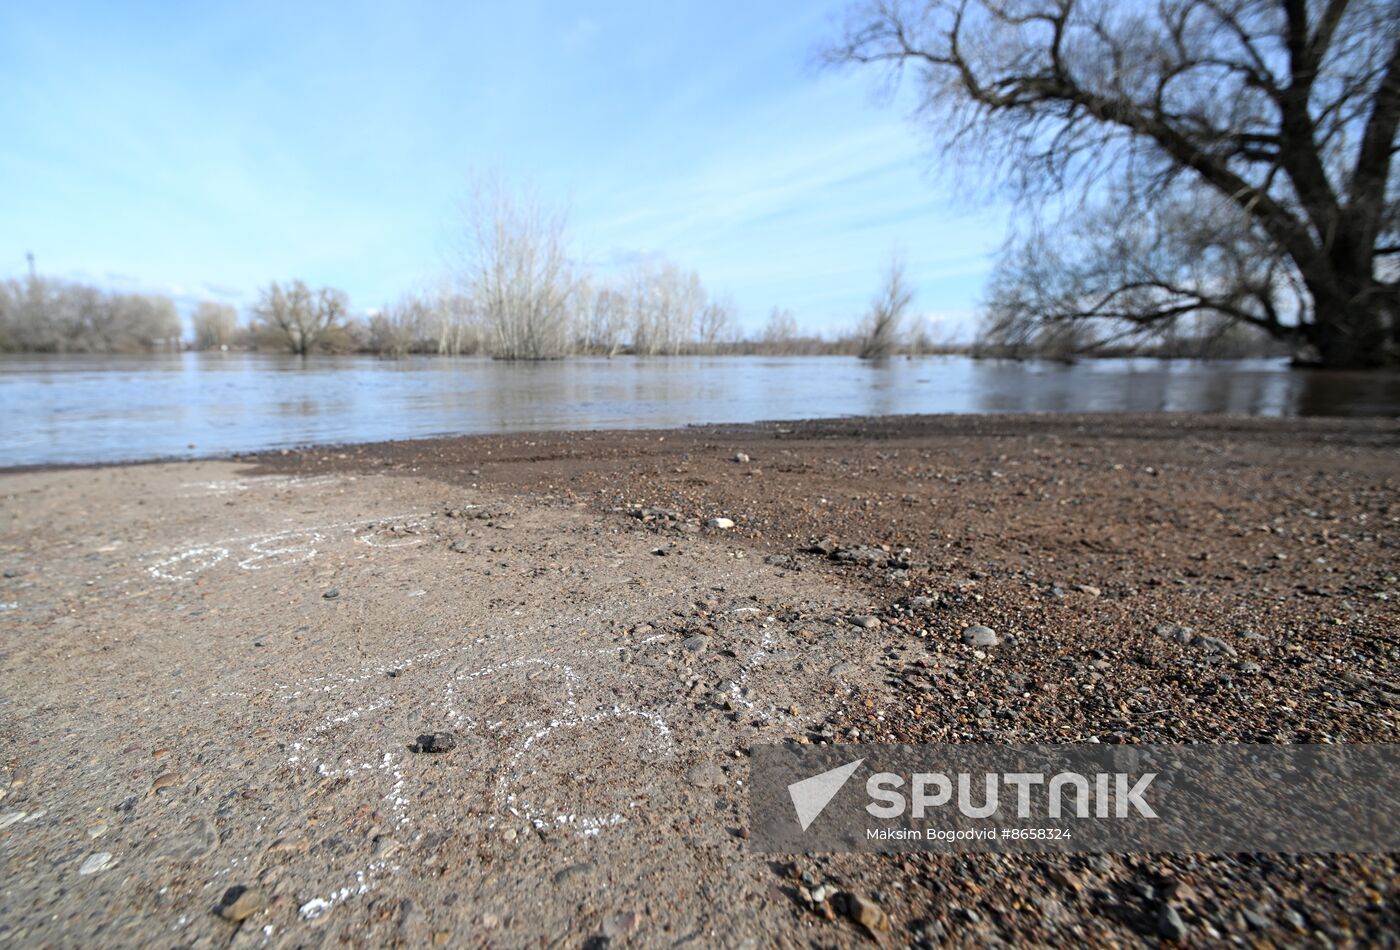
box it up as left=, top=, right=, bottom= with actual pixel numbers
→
left=1, top=269, right=1286, bottom=362
left=0, top=276, right=181, bottom=353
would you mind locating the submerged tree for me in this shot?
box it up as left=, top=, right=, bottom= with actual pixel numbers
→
left=252, top=280, right=349, bottom=356
left=192, top=301, right=239, bottom=350
left=456, top=177, right=576, bottom=360
left=859, top=255, right=914, bottom=359
left=829, top=0, right=1400, bottom=367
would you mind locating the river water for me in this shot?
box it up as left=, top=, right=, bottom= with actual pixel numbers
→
left=1, top=352, right=1396, bottom=466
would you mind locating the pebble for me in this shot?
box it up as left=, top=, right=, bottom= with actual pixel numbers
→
left=830, top=662, right=860, bottom=677
left=685, top=764, right=726, bottom=787
left=322, top=588, right=339, bottom=600
left=682, top=635, right=709, bottom=654
left=603, top=911, right=640, bottom=940
left=449, top=540, right=469, bottom=553
left=1154, top=624, right=1194, bottom=644
left=733, top=453, right=750, bottom=463
left=1075, top=584, right=1102, bottom=597
left=1195, top=635, right=1237, bottom=656
left=1156, top=904, right=1188, bottom=940
left=218, top=886, right=269, bottom=922
left=705, top=517, right=736, bottom=529
left=842, top=893, right=889, bottom=934
left=961, top=625, right=1000, bottom=647
left=78, top=852, right=115, bottom=875
left=1237, top=660, right=1262, bottom=674
left=410, top=733, right=457, bottom=754
left=849, top=615, right=881, bottom=630
left=552, top=862, right=595, bottom=884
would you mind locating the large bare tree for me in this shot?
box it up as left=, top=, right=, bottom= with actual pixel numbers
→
left=456, top=177, right=577, bottom=360
left=252, top=280, right=349, bottom=356
left=829, top=0, right=1400, bottom=367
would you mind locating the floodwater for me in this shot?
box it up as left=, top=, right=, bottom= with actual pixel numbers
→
left=1, top=352, right=1396, bottom=466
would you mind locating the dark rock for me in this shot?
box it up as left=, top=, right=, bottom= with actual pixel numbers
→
left=322, top=588, right=339, bottom=600
left=217, top=885, right=268, bottom=922
left=410, top=733, right=457, bottom=754
left=553, top=862, right=595, bottom=884
left=1156, top=904, right=1188, bottom=941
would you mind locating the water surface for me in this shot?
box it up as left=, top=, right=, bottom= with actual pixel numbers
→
left=2, top=353, right=1396, bottom=466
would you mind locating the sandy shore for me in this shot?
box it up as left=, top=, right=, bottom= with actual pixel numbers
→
left=1, top=413, right=1397, bottom=947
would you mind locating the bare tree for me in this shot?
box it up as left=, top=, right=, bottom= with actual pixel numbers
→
left=626, top=261, right=705, bottom=355
left=697, top=296, right=738, bottom=353
left=432, top=287, right=481, bottom=356
left=192, top=301, right=238, bottom=350
left=829, top=0, right=1400, bottom=367
left=457, top=177, right=576, bottom=360
left=368, top=293, right=435, bottom=358
left=759, top=307, right=801, bottom=353
left=859, top=255, right=913, bottom=359
left=582, top=284, right=628, bottom=356
left=251, top=280, right=349, bottom=356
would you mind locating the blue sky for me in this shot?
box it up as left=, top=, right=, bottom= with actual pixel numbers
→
left=0, top=1, right=1008, bottom=338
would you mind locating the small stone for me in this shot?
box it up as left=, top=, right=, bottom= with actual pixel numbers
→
left=1075, top=584, right=1102, bottom=597
left=733, top=453, right=750, bottom=463
left=681, top=635, right=709, bottom=654
left=961, top=625, right=1000, bottom=647
left=502, top=828, right=517, bottom=841
left=1195, top=635, right=1237, bottom=656
left=218, top=886, right=269, bottom=922
left=908, top=595, right=936, bottom=611
left=150, top=772, right=183, bottom=793
left=705, top=517, right=736, bottom=529
left=1241, top=906, right=1272, bottom=931
left=322, top=588, right=340, bottom=600
left=552, top=862, right=595, bottom=884
left=686, top=764, right=725, bottom=787
left=79, top=852, right=115, bottom=875
left=603, top=911, right=639, bottom=940
left=1156, top=904, right=1188, bottom=941
left=849, top=615, right=881, bottom=630
left=842, top=893, right=889, bottom=934
left=155, top=817, right=219, bottom=860
left=448, top=540, right=469, bottom=553
left=410, top=732, right=457, bottom=754
left=1154, top=624, right=1194, bottom=644
left=1237, top=660, right=1262, bottom=674
left=830, top=662, right=860, bottom=677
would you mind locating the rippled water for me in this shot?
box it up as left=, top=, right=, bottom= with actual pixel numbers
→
left=1, top=352, right=1396, bottom=466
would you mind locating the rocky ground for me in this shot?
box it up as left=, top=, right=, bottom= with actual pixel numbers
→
left=1, top=413, right=1397, bottom=947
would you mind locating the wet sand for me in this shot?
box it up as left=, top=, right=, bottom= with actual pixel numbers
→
left=2, top=413, right=1397, bottom=946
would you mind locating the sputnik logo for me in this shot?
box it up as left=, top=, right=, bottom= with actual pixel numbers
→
left=787, top=758, right=864, bottom=831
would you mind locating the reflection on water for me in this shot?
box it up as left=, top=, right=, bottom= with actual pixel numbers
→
left=1, top=352, right=1396, bottom=466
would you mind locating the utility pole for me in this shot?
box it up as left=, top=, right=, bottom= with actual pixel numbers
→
left=26, top=251, right=36, bottom=281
